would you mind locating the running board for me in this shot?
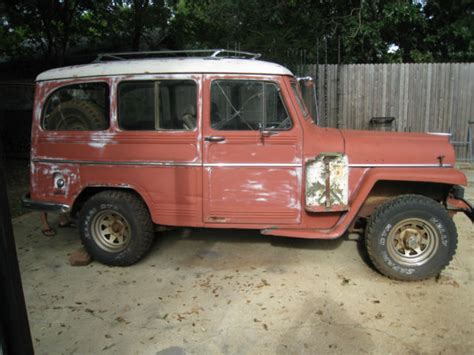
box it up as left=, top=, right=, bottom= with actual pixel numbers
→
left=261, top=227, right=342, bottom=239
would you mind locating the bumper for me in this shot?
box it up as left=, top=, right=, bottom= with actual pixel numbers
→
left=447, top=195, right=474, bottom=222
left=21, top=193, right=70, bottom=213
left=460, top=199, right=474, bottom=222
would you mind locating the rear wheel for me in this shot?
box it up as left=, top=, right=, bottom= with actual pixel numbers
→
left=79, top=190, right=154, bottom=266
left=365, top=194, right=457, bottom=281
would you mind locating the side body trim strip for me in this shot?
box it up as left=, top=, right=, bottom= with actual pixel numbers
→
left=203, top=163, right=301, bottom=167
left=33, top=158, right=201, bottom=167
left=348, top=163, right=452, bottom=168
left=32, top=158, right=452, bottom=168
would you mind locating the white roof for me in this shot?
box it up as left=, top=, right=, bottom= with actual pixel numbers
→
left=36, top=58, right=294, bottom=81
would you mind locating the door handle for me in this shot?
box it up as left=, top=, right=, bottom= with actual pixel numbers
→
left=260, top=130, right=278, bottom=137
left=205, top=136, right=226, bottom=142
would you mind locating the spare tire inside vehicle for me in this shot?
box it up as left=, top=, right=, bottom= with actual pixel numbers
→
left=46, top=99, right=108, bottom=130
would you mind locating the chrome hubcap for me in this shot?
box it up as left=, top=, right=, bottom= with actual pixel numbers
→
left=387, top=218, right=439, bottom=266
left=91, top=210, right=131, bottom=253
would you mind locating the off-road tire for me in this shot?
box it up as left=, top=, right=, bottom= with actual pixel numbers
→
left=365, top=194, right=457, bottom=281
left=79, top=190, right=154, bottom=266
left=47, top=99, right=107, bottom=130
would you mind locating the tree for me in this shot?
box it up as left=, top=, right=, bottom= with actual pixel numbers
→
left=87, top=0, right=173, bottom=52
left=0, top=0, right=472, bottom=67
left=423, top=0, right=474, bottom=62
left=1, top=0, right=97, bottom=65
left=169, top=0, right=473, bottom=64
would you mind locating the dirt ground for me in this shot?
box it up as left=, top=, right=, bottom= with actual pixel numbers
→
left=12, top=171, right=474, bottom=355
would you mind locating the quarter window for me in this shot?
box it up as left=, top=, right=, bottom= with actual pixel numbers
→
left=42, top=83, right=109, bottom=131
left=118, top=80, right=197, bottom=130
left=211, top=80, right=292, bottom=131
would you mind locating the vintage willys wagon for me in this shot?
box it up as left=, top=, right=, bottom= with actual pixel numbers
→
left=23, top=50, right=473, bottom=280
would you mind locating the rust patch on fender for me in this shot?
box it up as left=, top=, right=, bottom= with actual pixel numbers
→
left=305, top=153, right=349, bottom=212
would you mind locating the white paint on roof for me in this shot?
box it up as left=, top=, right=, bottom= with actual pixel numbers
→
left=36, top=58, right=294, bottom=81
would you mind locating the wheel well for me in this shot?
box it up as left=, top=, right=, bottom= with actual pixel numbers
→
left=70, top=186, right=148, bottom=218
left=357, top=180, right=452, bottom=219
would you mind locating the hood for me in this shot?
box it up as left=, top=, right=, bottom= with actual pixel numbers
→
left=341, top=130, right=456, bottom=166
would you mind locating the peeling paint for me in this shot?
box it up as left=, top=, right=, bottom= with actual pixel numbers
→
left=305, top=154, right=348, bottom=210
left=88, top=131, right=117, bottom=149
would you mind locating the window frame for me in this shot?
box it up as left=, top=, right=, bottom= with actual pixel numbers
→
left=116, top=78, right=199, bottom=132
left=290, top=80, right=309, bottom=119
left=41, top=81, right=110, bottom=132
left=209, top=78, right=293, bottom=132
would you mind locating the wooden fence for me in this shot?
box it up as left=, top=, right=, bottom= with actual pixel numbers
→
left=300, top=63, right=474, bottom=161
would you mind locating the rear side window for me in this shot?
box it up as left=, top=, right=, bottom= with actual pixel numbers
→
left=211, top=80, right=292, bottom=131
left=42, top=83, right=109, bottom=131
left=118, top=80, right=197, bottom=130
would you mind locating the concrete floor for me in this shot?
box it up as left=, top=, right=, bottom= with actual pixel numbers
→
left=13, top=171, right=474, bottom=354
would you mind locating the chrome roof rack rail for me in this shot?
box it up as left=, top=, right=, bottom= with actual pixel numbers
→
left=209, top=49, right=261, bottom=59
left=94, top=49, right=261, bottom=62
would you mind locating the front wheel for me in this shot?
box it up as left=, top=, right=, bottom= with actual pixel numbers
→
left=79, top=190, right=154, bottom=266
left=365, top=194, right=457, bottom=281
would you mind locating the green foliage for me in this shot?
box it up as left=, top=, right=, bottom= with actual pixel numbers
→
left=1, top=0, right=97, bottom=64
left=170, top=0, right=473, bottom=64
left=0, top=0, right=472, bottom=65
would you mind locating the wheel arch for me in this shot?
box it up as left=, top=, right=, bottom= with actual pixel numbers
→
left=70, top=185, right=153, bottom=220
left=357, top=180, right=453, bottom=218
left=349, top=167, right=466, bottom=219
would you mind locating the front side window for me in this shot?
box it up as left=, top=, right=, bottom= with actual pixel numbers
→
left=211, top=80, right=292, bottom=131
left=118, top=80, right=197, bottom=130
left=42, top=83, right=109, bottom=131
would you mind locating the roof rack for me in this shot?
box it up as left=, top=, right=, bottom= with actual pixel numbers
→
left=94, top=49, right=262, bottom=62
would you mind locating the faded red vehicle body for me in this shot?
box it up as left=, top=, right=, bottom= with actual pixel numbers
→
left=23, top=53, right=473, bottom=279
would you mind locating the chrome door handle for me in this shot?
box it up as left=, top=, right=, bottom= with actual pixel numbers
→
left=260, top=130, right=278, bottom=137
left=205, top=136, right=226, bottom=142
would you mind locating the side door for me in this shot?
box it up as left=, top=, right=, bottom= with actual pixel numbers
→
left=112, top=75, right=202, bottom=226
left=202, top=75, right=303, bottom=226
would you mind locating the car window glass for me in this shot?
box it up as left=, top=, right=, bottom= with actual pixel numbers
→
left=211, top=80, right=291, bottom=131
left=118, top=80, right=197, bottom=131
left=42, top=83, right=109, bottom=131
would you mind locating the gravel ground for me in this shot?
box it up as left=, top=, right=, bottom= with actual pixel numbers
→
left=11, top=170, right=474, bottom=355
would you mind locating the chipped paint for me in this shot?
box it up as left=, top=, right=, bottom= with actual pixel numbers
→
left=305, top=153, right=348, bottom=211
left=88, top=131, right=117, bottom=149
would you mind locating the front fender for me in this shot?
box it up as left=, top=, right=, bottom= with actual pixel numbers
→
left=347, top=167, right=467, bottom=226
left=350, top=167, right=466, bottom=205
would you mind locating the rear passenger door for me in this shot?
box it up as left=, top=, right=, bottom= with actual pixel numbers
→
left=114, top=76, right=202, bottom=226
left=202, top=75, right=303, bottom=225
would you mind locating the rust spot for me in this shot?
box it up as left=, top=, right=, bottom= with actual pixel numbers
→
left=305, top=153, right=348, bottom=211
